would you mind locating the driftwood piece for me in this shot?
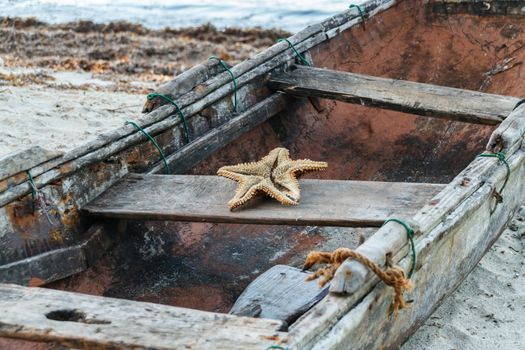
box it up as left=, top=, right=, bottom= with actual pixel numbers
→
left=0, top=224, right=113, bottom=286
left=82, top=174, right=444, bottom=227
left=0, top=284, right=285, bottom=350
left=147, top=93, right=290, bottom=174
left=269, top=65, right=521, bottom=125
left=0, top=147, right=62, bottom=181
left=230, top=265, right=328, bottom=324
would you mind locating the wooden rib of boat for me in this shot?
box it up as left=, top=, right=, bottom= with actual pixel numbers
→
left=2, top=0, right=525, bottom=349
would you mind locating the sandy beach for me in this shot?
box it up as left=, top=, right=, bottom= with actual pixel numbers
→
left=0, top=17, right=288, bottom=158
left=402, top=207, right=525, bottom=350
left=1, top=15, right=525, bottom=350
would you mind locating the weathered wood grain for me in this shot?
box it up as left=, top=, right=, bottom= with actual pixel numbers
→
left=269, top=65, right=522, bottom=125
left=0, top=284, right=286, bottom=350
left=327, top=151, right=506, bottom=295
left=147, top=93, right=290, bottom=174
left=230, top=265, right=328, bottom=324
left=486, top=103, right=525, bottom=154
left=0, top=23, right=324, bottom=204
left=0, top=0, right=397, bottom=208
left=302, top=148, right=525, bottom=350
left=82, top=174, right=444, bottom=227
left=0, top=224, right=113, bottom=286
left=0, top=147, right=62, bottom=181
left=284, top=108, right=525, bottom=349
left=142, top=59, right=222, bottom=113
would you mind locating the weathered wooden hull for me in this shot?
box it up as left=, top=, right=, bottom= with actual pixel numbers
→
left=2, top=0, right=525, bottom=349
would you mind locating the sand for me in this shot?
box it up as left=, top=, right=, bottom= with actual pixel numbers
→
left=0, top=17, right=285, bottom=159
left=0, top=83, right=142, bottom=157
left=402, top=207, right=525, bottom=350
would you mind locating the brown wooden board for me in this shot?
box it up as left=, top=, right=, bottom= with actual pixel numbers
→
left=82, top=174, right=444, bottom=227
left=0, top=284, right=285, bottom=350
left=230, top=265, right=328, bottom=325
left=269, top=65, right=522, bottom=125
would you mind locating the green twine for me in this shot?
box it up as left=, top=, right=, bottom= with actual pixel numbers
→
left=265, top=346, right=288, bottom=350
left=277, top=38, right=311, bottom=66
left=209, top=56, right=238, bottom=112
left=126, top=120, right=171, bottom=174
left=147, top=93, right=190, bottom=142
left=383, top=218, right=416, bottom=278
left=349, top=4, right=366, bottom=29
left=478, top=152, right=511, bottom=200
left=26, top=170, right=38, bottom=212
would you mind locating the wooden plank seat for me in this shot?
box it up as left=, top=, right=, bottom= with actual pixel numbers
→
left=82, top=174, right=445, bottom=227
left=268, top=65, right=522, bottom=125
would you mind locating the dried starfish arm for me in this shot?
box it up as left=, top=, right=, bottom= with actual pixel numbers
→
left=272, top=159, right=328, bottom=202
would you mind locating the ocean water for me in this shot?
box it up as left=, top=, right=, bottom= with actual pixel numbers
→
left=0, top=0, right=367, bottom=32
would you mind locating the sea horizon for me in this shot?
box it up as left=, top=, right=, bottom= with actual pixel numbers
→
left=0, top=0, right=366, bottom=33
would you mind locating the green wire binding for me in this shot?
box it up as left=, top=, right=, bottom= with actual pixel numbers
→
left=209, top=56, right=238, bottom=112
left=349, top=4, right=366, bottom=29
left=478, top=152, right=510, bottom=195
left=277, top=38, right=311, bottom=66
left=126, top=120, right=171, bottom=174
left=382, top=218, right=416, bottom=278
left=147, top=93, right=190, bottom=142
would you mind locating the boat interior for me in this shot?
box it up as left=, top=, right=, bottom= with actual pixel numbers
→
left=46, top=0, right=525, bottom=321
left=2, top=1, right=525, bottom=348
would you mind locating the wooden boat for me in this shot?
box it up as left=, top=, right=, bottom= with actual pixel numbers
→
left=2, top=0, right=525, bottom=348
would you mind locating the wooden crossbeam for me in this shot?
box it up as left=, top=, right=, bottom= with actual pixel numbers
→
left=0, top=284, right=285, bottom=350
left=82, top=174, right=444, bottom=227
left=268, top=65, right=522, bottom=125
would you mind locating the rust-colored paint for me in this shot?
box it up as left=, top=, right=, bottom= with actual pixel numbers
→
left=5, top=200, right=42, bottom=240
left=0, top=172, right=27, bottom=193
left=0, top=338, right=51, bottom=350
left=191, top=1, right=525, bottom=184
left=28, top=277, right=45, bottom=287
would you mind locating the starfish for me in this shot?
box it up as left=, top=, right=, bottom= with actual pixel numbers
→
left=217, top=147, right=327, bottom=210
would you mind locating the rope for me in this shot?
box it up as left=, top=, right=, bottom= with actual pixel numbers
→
left=304, top=247, right=413, bottom=315
left=126, top=120, right=171, bottom=174
left=209, top=56, right=238, bottom=112
left=349, top=4, right=366, bottom=29
left=146, top=93, right=190, bottom=142
left=383, top=218, right=416, bottom=278
left=478, top=152, right=510, bottom=195
left=277, top=38, right=311, bottom=66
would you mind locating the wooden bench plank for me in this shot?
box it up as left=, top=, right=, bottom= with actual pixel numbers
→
left=0, top=284, right=285, bottom=350
left=268, top=65, right=522, bottom=125
left=230, top=265, right=328, bottom=325
left=82, top=174, right=444, bottom=227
